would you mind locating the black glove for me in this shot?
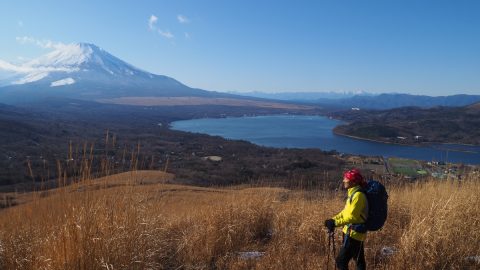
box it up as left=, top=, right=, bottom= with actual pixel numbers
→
left=324, top=219, right=335, bottom=232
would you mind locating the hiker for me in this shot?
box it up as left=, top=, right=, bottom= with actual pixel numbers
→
left=325, top=169, right=368, bottom=270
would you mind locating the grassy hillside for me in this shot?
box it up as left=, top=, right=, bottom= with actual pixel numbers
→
left=0, top=171, right=479, bottom=269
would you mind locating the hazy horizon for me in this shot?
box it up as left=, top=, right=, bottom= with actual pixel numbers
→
left=1, top=0, right=479, bottom=96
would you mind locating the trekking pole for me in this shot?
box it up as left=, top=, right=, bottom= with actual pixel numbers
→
left=332, top=230, right=336, bottom=259
left=326, top=230, right=336, bottom=270
left=326, top=231, right=331, bottom=270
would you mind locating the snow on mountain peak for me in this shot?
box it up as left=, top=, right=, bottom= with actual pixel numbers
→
left=0, top=42, right=154, bottom=85
left=50, top=77, right=76, bottom=87
left=26, top=43, right=105, bottom=69
left=19, top=42, right=148, bottom=78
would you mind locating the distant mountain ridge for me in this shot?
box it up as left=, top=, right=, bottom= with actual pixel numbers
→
left=328, top=93, right=480, bottom=109
left=232, top=91, right=480, bottom=109
left=230, top=91, right=374, bottom=101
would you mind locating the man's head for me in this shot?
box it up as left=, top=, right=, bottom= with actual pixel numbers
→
left=342, top=169, right=364, bottom=189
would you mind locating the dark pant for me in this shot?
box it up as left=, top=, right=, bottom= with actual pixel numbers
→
left=335, top=234, right=366, bottom=270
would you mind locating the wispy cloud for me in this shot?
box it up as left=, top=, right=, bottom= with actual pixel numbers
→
left=18, top=20, right=23, bottom=27
left=15, top=36, right=34, bottom=44
left=158, top=30, right=174, bottom=39
left=17, top=56, right=30, bottom=62
left=177, top=14, right=190, bottom=24
left=184, top=32, right=190, bottom=39
left=147, top=15, right=176, bottom=40
left=15, top=36, right=67, bottom=50
left=148, top=15, right=158, bottom=30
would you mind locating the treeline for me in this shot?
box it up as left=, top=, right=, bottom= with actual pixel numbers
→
left=0, top=99, right=339, bottom=191
left=330, top=104, right=480, bottom=145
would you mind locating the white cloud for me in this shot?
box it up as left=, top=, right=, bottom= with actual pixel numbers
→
left=0, top=59, right=42, bottom=73
left=158, top=30, right=174, bottom=39
left=147, top=15, right=176, bottom=40
left=149, top=15, right=158, bottom=30
left=177, top=14, right=190, bottom=24
left=16, top=36, right=67, bottom=50
left=17, top=56, right=30, bottom=62
left=16, top=36, right=34, bottom=44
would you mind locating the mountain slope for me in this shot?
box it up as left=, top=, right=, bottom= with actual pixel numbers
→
left=0, top=43, right=233, bottom=103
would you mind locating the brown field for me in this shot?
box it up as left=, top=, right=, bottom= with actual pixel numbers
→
left=97, top=96, right=314, bottom=110
left=0, top=171, right=479, bottom=269
left=467, top=102, right=480, bottom=112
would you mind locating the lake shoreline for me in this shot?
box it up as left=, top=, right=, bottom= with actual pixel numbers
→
left=170, top=115, right=480, bottom=164
left=332, top=129, right=480, bottom=154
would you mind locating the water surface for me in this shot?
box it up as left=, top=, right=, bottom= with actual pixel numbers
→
left=171, top=115, right=480, bottom=164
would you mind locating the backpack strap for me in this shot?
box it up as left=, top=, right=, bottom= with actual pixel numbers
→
left=349, top=188, right=365, bottom=204
left=343, top=224, right=352, bottom=247
left=349, top=189, right=368, bottom=222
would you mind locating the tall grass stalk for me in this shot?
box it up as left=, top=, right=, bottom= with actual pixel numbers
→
left=0, top=174, right=478, bottom=269
left=0, top=136, right=478, bottom=269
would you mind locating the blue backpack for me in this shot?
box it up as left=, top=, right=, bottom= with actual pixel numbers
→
left=350, top=180, right=388, bottom=232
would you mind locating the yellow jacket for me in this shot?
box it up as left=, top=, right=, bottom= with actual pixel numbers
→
left=332, top=185, right=368, bottom=241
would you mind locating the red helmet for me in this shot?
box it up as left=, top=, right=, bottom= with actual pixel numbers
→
left=343, top=169, right=364, bottom=184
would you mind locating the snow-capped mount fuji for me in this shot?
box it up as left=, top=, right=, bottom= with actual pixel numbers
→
left=0, top=43, right=223, bottom=103
left=23, top=43, right=153, bottom=78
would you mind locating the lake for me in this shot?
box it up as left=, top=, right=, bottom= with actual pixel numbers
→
left=170, top=115, right=480, bottom=165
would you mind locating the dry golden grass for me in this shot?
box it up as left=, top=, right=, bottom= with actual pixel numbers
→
left=0, top=171, right=174, bottom=208
left=0, top=172, right=479, bottom=269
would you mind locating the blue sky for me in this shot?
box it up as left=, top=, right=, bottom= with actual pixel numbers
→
left=1, top=0, right=479, bottom=95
